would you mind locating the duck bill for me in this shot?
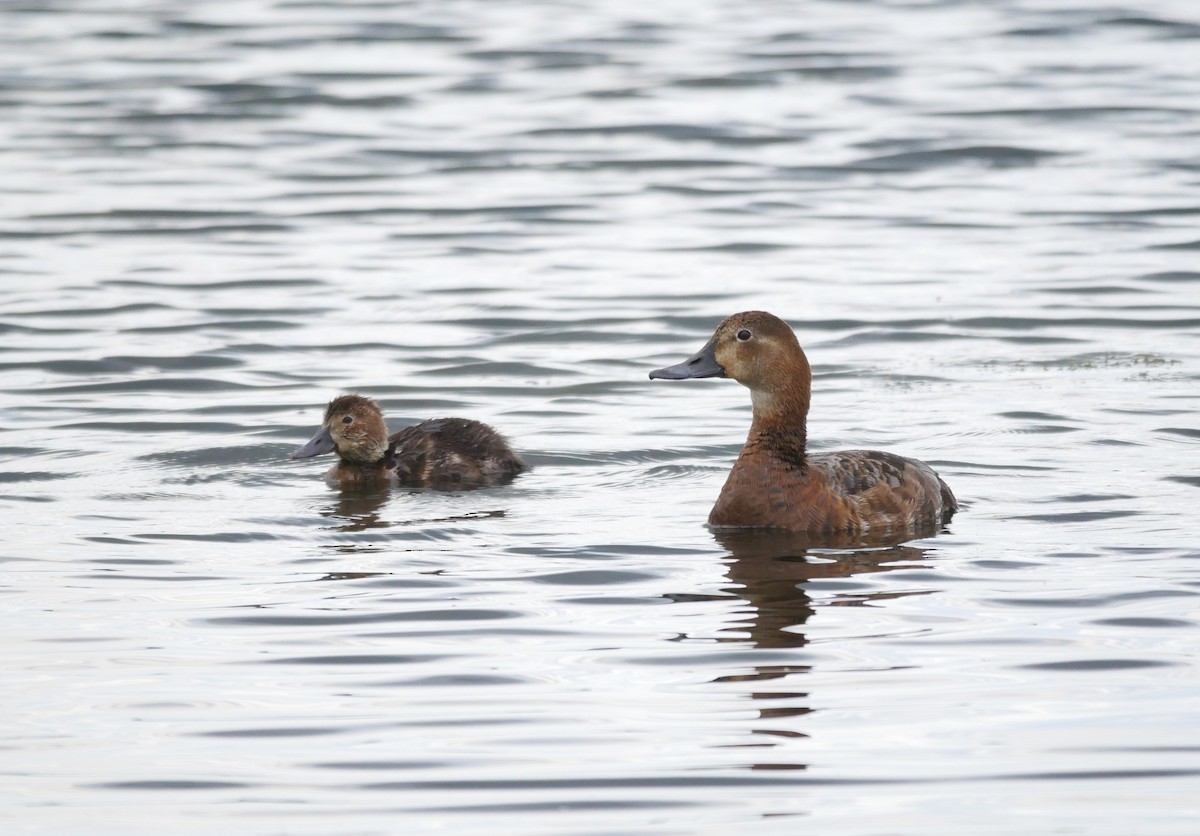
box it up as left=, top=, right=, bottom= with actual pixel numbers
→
left=291, top=425, right=336, bottom=459
left=649, top=337, right=726, bottom=380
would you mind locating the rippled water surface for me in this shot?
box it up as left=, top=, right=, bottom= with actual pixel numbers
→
left=4, top=0, right=1200, bottom=833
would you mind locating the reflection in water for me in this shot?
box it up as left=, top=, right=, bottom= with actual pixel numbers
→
left=706, top=529, right=938, bottom=770
left=320, top=489, right=393, bottom=532
left=310, top=572, right=389, bottom=582
left=714, top=528, right=934, bottom=649
left=318, top=488, right=511, bottom=534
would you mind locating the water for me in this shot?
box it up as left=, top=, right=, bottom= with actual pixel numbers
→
left=3, top=0, right=1199, bottom=832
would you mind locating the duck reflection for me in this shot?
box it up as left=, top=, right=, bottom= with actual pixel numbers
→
left=706, top=529, right=938, bottom=770
left=714, top=528, right=932, bottom=649
left=317, top=487, right=509, bottom=534
left=310, top=571, right=389, bottom=582
left=319, top=487, right=393, bottom=532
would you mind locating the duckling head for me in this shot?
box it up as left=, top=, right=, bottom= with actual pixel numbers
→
left=292, top=394, right=390, bottom=464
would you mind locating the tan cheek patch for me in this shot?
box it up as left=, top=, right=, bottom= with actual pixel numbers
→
left=330, top=423, right=360, bottom=447
left=714, top=341, right=738, bottom=372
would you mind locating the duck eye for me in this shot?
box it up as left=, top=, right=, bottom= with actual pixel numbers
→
left=341, top=415, right=353, bottom=425
left=736, top=329, right=752, bottom=342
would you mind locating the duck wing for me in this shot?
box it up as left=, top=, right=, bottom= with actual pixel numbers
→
left=386, top=418, right=526, bottom=488
left=810, top=449, right=956, bottom=524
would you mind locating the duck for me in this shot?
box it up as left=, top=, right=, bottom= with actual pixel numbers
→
left=292, top=394, right=528, bottom=489
left=649, top=311, right=956, bottom=539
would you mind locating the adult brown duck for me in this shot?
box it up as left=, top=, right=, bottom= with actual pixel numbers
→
left=650, top=311, right=956, bottom=539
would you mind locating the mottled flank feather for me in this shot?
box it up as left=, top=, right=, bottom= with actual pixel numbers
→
left=293, top=394, right=527, bottom=489
left=651, top=311, right=956, bottom=540
left=386, top=417, right=529, bottom=489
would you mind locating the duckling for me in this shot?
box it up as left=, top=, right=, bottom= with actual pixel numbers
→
left=650, top=311, right=956, bottom=538
left=292, top=394, right=527, bottom=489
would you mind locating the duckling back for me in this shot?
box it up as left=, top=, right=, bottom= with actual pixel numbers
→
left=387, top=418, right=527, bottom=489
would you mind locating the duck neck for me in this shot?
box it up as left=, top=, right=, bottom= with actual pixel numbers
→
left=747, top=385, right=809, bottom=470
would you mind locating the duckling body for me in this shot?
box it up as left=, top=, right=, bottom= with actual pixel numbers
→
left=293, top=394, right=527, bottom=490
left=650, top=311, right=955, bottom=538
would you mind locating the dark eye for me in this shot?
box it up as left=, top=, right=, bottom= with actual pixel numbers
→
left=736, top=329, right=752, bottom=341
left=342, top=415, right=353, bottom=424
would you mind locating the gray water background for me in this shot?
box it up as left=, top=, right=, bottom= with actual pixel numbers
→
left=3, top=0, right=1199, bottom=833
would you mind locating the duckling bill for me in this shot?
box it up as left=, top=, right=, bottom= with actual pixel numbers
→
left=293, top=394, right=527, bottom=489
left=650, top=311, right=956, bottom=539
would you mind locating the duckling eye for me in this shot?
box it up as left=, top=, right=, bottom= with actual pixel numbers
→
left=341, top=415, right=353, bottom=425
left=736, top=329, right=752, bottom=342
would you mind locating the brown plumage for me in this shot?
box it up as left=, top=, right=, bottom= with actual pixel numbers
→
left=650, top=311, right=956, bottom=540
left=292, top=394, right=528, bottom=489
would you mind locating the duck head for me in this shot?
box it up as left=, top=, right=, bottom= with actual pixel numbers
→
left=292, top=394, right=389, bottom=464
left=650, top=311, right=812, bottom=423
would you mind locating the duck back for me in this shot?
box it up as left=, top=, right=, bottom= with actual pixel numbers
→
left=387, top=418, right=527, bottom=489
left=710, top=443, right=956, bottom=537
left=811, top=449, right=956, bottom=530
